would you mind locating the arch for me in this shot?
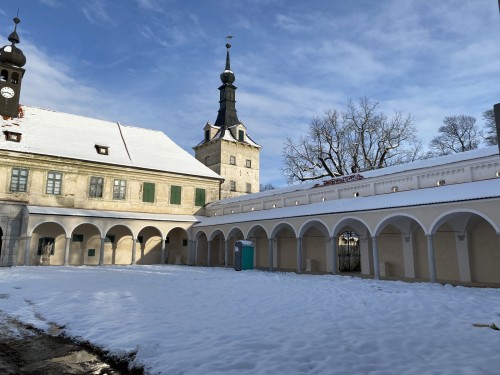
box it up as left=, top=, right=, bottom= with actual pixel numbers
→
left=194, top=231, right=209, bottom=266
left=69, top=222, right=103, bottom=238
left=166, top=227, right=190, bottom=265
left=271, top=222, right=297, bottom=272
left=70, top=223, right=103, bottom=266
left=270, top=222, right=297, bottom=239
left=208, top=229, right=225, bottom=267
left=298, top=219, right=329, bottom=238
left=136, top=226, right=163, bottom=265
left=246, top=224, right=269, bottom=269
left=0, top=69, right=7, bottom=82
left=225, top=227, right=244, bottom=267
left=193, top=229, right=208, bottom=241
left=374, top=213, right=426, bottom=237
left=10, top=72, right=19, bottom=84
left=29, top=220, right=69, bottom=237
left=209, top=229, right=225, bottom=241
left=430, top=209, right=499, bottom=236
left=332, top=216, right=372, bottom=237
left=299, top=220, right=329, bottom=273
left=227, top=226, right=244, bottom=240
left=29, top=222, right=67, bottom=266
left=104, top=224, right=134, bottom=265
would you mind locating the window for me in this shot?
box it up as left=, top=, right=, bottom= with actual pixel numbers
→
left=113, top=179, right=127, bottom=200
left=143, top=182, right=155, bottom=203
left=46, top=171, right=63, bottom=195
left=246, top=183, right=251, bottom=193
left=230, top=155, right=236, bottom=165
left=230, top=181, right=236, bottom=192
left=238, top=130, right=245, bottom=142
left=95, top=145, right=109, bottom=155
left=10, top=168, right=28, bottom=192
left=0, top=69, right=7, bottom=82
left=205, top=129, right=210, bottom=142
left=246, top=159, right=251, bottom=168
left=89, top=176, right=104, bottom=198
left=37, top=237, right=55, bottom=256
left=11, top=72, right=19, bottom=84
left=182, top=239, right=188, bottom=246
left=195, top=188, right=206, bottom=206
left=4, top=131, right=21, bottom=142
left=170, top=185, right=182, bottom=205
left=72, top=234, right=84, bottom=242
left=88, top=249, right=96, bottom=257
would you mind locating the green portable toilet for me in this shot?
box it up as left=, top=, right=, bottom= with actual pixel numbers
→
left=234, top=240, right=254, bottom=271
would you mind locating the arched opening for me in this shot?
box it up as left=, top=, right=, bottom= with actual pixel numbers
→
left=10, top=72, right=19, bottom=84
left=247, top=225, right=268, bottom=269
left=195, top=232, right=208, bottom=266
left=104, top=225, right=133, bottom=265
left=469, top=217, right=500, bottom=284
left=136, top=226, right=162, bottom=265
left=70, top=223, right=101, bottom=266
left=30, top=222, right=66, bottom=266
left=0, top=70, right=8, bottom=82
left=300, top=221, right=329, bottom=273
left=166, top=228, right=189, bottom=265
left=272, top=223, right=296, bottom=272
left=333, top=218, right=372, bottom=275
left=226, top=228, right=244, bottom=267
left=338, top=231, right=361, bottom=273
left=209, top=230, right=225, bottom=267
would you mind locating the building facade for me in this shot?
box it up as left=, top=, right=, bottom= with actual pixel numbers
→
left=193, top=42, right=261, bottom=199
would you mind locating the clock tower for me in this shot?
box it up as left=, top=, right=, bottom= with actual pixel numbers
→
left=194, top=41, right=261, bottom=199
left=0, top=16, right=26, bottom=118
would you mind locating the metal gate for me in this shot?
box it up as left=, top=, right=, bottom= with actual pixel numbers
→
left=338, top=231, right=360, bottom=272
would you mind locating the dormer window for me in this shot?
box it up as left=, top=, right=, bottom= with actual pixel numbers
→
left=4, top=131, right=21, bottom=142
left=238, top=130, right=245, bottom=142
left=95, top=145, right=109, bottom=155
left=205, top=129, right=210, bottom=142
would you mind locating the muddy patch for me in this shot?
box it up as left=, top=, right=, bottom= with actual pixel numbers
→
left=0, top=313, right=144, bottom=374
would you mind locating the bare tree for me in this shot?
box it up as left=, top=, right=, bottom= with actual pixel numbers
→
left=428, top=115, right=483, bottom=156
left=281, top=98, right=422, bottom=183
left=260, top=183, right=277, bottom=191
left=483, top=109, right=498, bottom=146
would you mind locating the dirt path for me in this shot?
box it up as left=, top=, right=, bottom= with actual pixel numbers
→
left=0, top=313, right=144, bottom=374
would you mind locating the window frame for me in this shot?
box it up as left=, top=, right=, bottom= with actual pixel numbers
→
left=230, top=180, right=236, bottom=192
left=10, top=167, right=29, bottom=193
left=170, top=185, right=182, bottom=205
left=89, top=176, right=104, bottom=198
left=195, top=188, right=206, bottom=207
left=142, top=182, right=156, bottom=203
left=113, top=179, right=127, bottom=200
left=238, top=130, right=245, bottom=142
left=46, top=171, right=63, bottom=195
left=245, top=159, right=251, bottom=168
left=246, top=183, right=252, bottom=193
left=229, top=155, right=236, bottom=165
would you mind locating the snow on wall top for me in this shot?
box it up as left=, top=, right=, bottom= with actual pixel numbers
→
left=197, top=178, right=500, bottom=228
left=0, top=106, right=222, bottom=180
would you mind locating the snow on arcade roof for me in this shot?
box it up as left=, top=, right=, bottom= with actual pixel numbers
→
left=0, top=106, right=221, bottom=180
left=27, top=205, right=201, bottom=222
left=197, top=178, right=500, bottom=227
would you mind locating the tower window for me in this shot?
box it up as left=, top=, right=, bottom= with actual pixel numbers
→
left=11, top=72, right=19, bottom=84
left=238, top=130, right=245, bottom=142
left=0, top=70, right=7, bottom=82
left=10, top=167, right=28, bottom=192
left=46, top=171, right=63, bottom=195
left=245, top=159, right=251, bottom=168
left=230, top=181, right=236, bottom=191
left=4, top=131, right=21, bottom=142
left=205, top=129, right=210, bottom=142
left=230, top=155, right=236, bottom=165
left=89, top=176, right=104, bottom=198
left=113, top=179, right=127, bottom=200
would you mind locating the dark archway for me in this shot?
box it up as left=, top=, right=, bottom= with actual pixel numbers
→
left=166, top=228, right=190, bottom=265
left=136, top=226, right=162, bottom=265
left=104, top=225, right=134, bottom=265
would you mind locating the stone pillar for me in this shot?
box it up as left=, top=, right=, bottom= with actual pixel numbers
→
left=426, top=235, right=437, bottom=283
left=224, top=240, right=229, bottom=267
left=371, top=236, right=380, bottom=279
left=207, top=240, right=212, bottom=267
left=402, top=234, right=416, bottom=279
left=131, top=238, right=137, bottom=265
left=23, top=236, right=31, bottom=266
left=64, top=237, right=71, bottom=266
left=359, top=236, right=370, bottom=275
left=98, top=237, right=105, bottom=266
left=330, top=236, right=338, bottom=275
left=456, top=233, right=471, bottom=282
left=188, top=240, right=195, bottom=265
left=296, top=237, right=302, bottom=273
left=273, top=238, right=278, bottom=269
left=160, top=239, right=167, bottom=264
left=268, top=238, right=273, bottom=271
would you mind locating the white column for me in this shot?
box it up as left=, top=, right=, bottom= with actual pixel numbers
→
left=252, top=237, right=257, bottom=268
left=98, top=237, right=105, bottom=266
left=188, top=240, right=195, bottom=265
left=194, top=240, right=199, bottom=265
left=207, top=241, right=212, bottom=267
left=359, top=236, right=370, bottom=275
left=296, top=237, right=302, bottom=273
left=64, top=237, right=71, bottom=266
left=330, top=236, right=338, bottom=275
left=224, top=240, right=229, bottom=267
left=273, top=238, right=278, bottom=269
left=131, top=238, right=137, bottom=265
left=456, top=233, right=471, bottom=282
left=268, top=238, right=273, bottom=271
left=371, top=236, right=380, bottom=279
left=426, top=235, right=437, bottom=283
left=402, top=234, right=416, bottom=278
left=161, top=239, right=167, bottom=264
left=23, top=236, right=31, bottom=266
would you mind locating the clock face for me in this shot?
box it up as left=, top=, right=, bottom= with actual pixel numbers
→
left=1, top=87, right=15, bottom=99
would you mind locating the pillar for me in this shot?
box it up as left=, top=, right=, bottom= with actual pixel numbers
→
left=160, top=239, right=167, bottom=264
left=371, top=236, right=380, bottom=279
left=98, top=237, right=105, bottom=266
left=268, top=238, right=273, bottom=271
left=131, top=238, right=137, bottom=265
left=64, top=236, right=71, bottom=266
left=296, top=237, right=302, bottom=273
left=402, top=234, right=416, bottom=278
left=23, top=236, right=31, bottom=266
left=188, top=240, right=195, bottom=265
left=456, top=233, right=471, bottom=282
left=359, top=236, right=370, bottom=275
left=426, top=235, right=437, bottom=283
left=224, top=240, right=229, bottom=267
left=330, top=236, right=337, bottom=275
left=207, top=240, right=212, bottom=267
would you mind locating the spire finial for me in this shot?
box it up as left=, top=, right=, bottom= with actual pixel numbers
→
left=225, top=35, right=233, bottom=71
left=8, top=13, right=21, bottom=45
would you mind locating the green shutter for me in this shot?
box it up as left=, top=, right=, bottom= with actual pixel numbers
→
left=195, top=188, right=206, bottom=207
left=170, top=185, right=182, bottom=205
left=143, top=182, right=155, bottom=203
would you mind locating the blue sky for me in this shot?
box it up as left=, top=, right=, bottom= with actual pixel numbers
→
left=1, top=1, right=499, bottom=187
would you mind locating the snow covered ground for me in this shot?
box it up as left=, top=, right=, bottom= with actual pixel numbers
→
left=1, top=265, right=499, bottom=375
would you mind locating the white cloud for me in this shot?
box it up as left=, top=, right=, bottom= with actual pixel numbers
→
left=81, top=1, right=113, bottom=25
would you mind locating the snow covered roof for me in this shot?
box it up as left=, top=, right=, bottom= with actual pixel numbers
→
left=197, top=178, right=500, bottom=227
left=210, top=146, right=500, bottom=207
left=27, top=205, right=201, bottom=222
left=0, top=106, right=222, bottom=180
left=195, top=122, right=261, bottom=148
